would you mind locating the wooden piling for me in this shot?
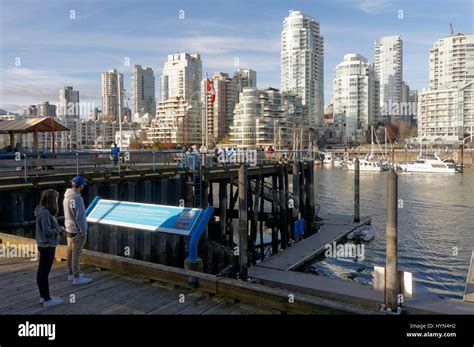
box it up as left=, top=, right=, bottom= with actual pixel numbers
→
left=283, top=164, right=291, bottom=241
left=278, top=165, right=288, bottom=249
left=298, top=161, right=305, bottom=234
left=292, top=162, right=300, bottom=241
left=271, top=174, right=279, bottom=255
left=238, top=165, right=248, bottom=280
left=354, top=158, right=360, bottom=223
left=11, top=191, right=24, bottom=237
left=306, top=160, right=315, bottom=234
left=259, top=175, right=265, bottom=260
left=227, top=177, right=238, bottom=248
left=201, top=179, right=210, bottom=272
left=219, top=181, right=227, bottom=243
left=386, top=169, right=400, bottom=311
left=250, top=175, right=260, bottom=264
left=185, top=177, right=194, bottom=207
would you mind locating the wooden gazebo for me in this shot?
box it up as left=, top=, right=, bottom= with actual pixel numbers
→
left=0, top=117, right=69, bottom=152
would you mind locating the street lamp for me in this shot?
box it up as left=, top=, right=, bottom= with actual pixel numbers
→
left=186, top=90, right=201, bottom=148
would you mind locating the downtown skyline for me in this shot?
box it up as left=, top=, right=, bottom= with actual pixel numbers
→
left=0, top=0, right=472, bottom=114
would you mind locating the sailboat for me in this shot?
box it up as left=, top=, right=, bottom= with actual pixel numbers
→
left=347, top=127, right=389, bottom=172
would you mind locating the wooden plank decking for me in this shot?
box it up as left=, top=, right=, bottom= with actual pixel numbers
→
left=0, top=258, right=272, bottom=315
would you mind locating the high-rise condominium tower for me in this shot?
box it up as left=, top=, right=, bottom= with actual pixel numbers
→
left=160, top=53, right=202, bottom=102
left=58, top=86, right=79, bottom=116
left=333, top=54, right=379, bottom=143
left=101, top=69, right=124, bottom=121
left=429, top=32, right=474, bottom=90
left=131, top=65, right=156, bottom=120
left=374, top=35, right=403, bottom=122
left=281, top=10, right=324, bottom=127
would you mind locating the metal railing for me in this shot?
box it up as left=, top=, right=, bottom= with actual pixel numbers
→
left=0, top=148, right=321, bottom=182
left=0, top=150, right=185, bottom=182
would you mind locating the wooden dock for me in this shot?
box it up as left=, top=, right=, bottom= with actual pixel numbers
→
left=253, top=213, right=370, bottom=271
left=0, top=233, right=385, bottom=315
left=0, top=257, right=271, bottom=315
left=464, top=251, right=474, bottom=303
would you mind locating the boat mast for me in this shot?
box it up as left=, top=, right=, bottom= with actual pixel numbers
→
left=370, top=126, right=374, bottom=160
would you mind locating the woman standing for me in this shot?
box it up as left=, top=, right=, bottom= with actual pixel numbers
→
left=35, top=189, right=65, bottom=308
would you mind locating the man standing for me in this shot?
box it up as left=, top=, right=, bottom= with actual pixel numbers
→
left=64, top=176, right=92, bottom=285
left=111, top=143, right=120, bottom=166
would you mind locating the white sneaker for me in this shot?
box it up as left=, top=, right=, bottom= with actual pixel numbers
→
left=43, top=297, right=63, bottom=308
left=39, top=298, right=44, bottom=304
left=72, top=276, right=92, bottom=285
left=67, top=274, right=74, bottom=281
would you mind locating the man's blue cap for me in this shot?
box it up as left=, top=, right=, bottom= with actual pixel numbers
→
left=72, top=176, right=88, bottom=186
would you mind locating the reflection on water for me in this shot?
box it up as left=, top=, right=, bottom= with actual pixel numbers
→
left=311, top=167, right=474, bottom=299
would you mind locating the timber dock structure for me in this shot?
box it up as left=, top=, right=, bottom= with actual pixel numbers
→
left=0, top=151, right=473, bottom=314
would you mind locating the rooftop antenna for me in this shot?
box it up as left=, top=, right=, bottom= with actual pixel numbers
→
left=450, top=23, right=454, bottom=36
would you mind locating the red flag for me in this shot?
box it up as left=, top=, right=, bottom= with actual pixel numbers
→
left=206, top=78, right=216, bottom=104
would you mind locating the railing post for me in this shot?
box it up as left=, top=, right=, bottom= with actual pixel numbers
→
left=354, top=158, right=360, bottom=223
left=385, top=169, right=400, bottom=311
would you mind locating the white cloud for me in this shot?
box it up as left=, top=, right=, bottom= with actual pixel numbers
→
left=0, top=67, right=100, bottom=107
left=356, top=0, right=391, bottom=14
left=2, top=30, right=280, bottom=56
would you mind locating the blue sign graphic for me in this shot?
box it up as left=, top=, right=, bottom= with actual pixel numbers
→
left=86, top=199, right=202, bottom=236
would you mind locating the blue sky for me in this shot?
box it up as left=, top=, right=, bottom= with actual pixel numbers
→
left=0, top=0, right=473, bottom=114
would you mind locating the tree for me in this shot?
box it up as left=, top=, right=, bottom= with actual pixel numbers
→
left=219, top=135, right=231, bottom=145
left=397, top=121, right=417, bottom=143
left=385, top=123, right=398, bottom=142
left=151, top=141, right=162, bottom=151
left=129, top=139, right=140, bottom=150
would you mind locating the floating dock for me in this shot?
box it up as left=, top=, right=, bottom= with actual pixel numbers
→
left=253, top=213, right=370, bottom=271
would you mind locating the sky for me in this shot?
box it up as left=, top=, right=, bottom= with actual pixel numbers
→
left=0, top=0, right=473, bottom=114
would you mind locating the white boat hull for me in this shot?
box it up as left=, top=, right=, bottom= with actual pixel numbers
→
left=399, top=154, right=458, bottom=173
left=399, top=165, right=457, bottom=173
left=347, top=161, right=387, bottom=172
